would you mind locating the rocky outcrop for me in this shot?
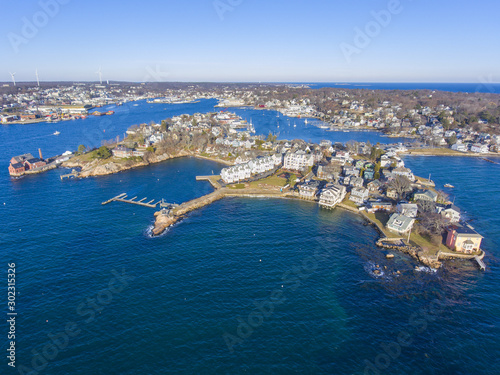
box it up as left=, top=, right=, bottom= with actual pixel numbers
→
left=62, top=150, right=192, bottom=177
left=152, top=211, right=181, bottom=235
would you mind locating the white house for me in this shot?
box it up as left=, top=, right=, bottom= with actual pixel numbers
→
left=397, top=203, right=418, bottom=218
left=299, top=180, right=321, bottom=200
left=451, top=142, right=468, bottom=152
left=392, top=167, right=415, bottom=181
left=471, top=144, right=489, bottom=154
left=319, top=184, right=346, bottom=208
left=349, top=187, right=369, bottom=205
left=439, top=204, right=461, bottom=223
left=386, top=213, right=415, bottom=235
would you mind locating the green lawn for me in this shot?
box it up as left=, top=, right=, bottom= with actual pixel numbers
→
left=249, top=175, right=287, bottom=188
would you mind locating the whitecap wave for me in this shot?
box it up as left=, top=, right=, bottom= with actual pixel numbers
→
left=414, top=266, right=438, bottom=273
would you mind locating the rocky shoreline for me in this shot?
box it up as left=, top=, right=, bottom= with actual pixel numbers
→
left=62, top=151, right=233, bottom=178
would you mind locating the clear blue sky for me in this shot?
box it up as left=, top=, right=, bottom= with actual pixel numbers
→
left=1, top=0, right=499, bottom=83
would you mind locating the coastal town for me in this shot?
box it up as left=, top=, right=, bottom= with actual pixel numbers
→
left=7, top=104, right=479, bottom=271
left=3, top=83, right=493, bottom=270
left=2, top=82, right=500, bottom=156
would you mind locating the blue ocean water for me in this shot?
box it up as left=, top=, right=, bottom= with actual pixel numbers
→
left=300, top=82, right=500, bottom=94
left=1, top=102, right=499, bottom=374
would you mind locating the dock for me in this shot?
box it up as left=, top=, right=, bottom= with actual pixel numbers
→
left=102, top=193, right=160, bottom=208
left=474, top=255, right=486, bottom=271
left=61, top=169, right=80, bottom=180
left=196, top=175, right=221, bottom=189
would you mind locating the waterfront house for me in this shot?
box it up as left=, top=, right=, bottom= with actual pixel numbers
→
left=299, top=180, right=321, bottom=200
left=438, top=204, right=461, bottom=223
left=392, top=167, right=415, bottom=181
left=446, top=225, right=483, bottom=254
left=318, top=184, right=346, bottom=209
left=112, top=145, right=145, bottom=158
left=451, top=141, right=468, bottom=152
left=397, top=203, right=418, bottom=218
left=349, top=187, right=369, bottom=205
left=413, top=189, right=438, bottom=202
left=471, top=144, right=489, bottom=154
left=386, top=213, right=415, bottom=235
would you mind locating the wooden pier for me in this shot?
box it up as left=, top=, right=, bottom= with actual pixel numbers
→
left=60, top=169, right=80, bottom=180
left=474, top=255, right=486, bottom=271
left=102, top=193, right=160, bottom=208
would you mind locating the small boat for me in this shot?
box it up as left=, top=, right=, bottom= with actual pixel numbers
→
left=53, top=131, right=60, bottom=135
left=444, top=184, right=454, bottom=188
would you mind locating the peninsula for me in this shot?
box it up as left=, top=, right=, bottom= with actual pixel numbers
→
left=56, top=109, right=487, bottom=270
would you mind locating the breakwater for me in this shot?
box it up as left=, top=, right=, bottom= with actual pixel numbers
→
left=153, top=187, right=294, bottom=236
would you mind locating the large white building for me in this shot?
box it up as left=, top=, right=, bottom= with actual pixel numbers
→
left=319, top=184, right=346, bottom=209
left=220, top=154, right=282, bottom=184
left=283, top=150, right=315, bottom=171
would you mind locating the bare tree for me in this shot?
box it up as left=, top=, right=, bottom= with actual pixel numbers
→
left=417, top=199, right=436, bottom=214
left=389, top=175, right=412, bottom=200
left=418, top=211, right=447, bottom=235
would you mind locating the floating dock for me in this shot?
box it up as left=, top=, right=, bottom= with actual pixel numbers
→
left=102, top=193, right=160, bottom=208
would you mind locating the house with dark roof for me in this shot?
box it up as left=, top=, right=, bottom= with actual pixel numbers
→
left=446, top=225, right=483, bottom=254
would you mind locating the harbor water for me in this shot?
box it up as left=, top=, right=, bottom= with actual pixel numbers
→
left=0, top=100, right=498, bottom=374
